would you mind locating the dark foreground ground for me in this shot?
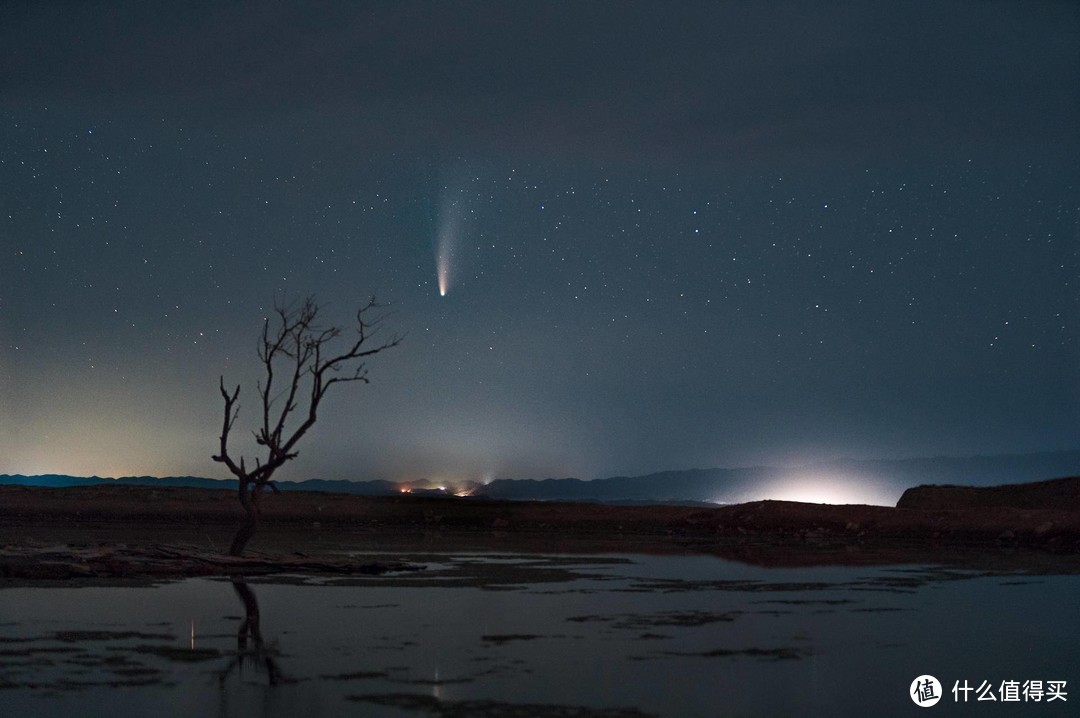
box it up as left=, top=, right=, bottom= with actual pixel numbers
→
left=2, top=477, right=1079, bottom=579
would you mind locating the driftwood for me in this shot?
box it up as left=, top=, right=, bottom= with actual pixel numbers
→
left=0, top=543, right=420, bottom=580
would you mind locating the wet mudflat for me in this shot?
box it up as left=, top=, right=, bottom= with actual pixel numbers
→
left=1, top=552, right=1077, bottom=717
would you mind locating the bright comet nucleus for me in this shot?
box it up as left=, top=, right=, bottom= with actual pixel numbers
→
left=437, top=251, right=449, bottom=297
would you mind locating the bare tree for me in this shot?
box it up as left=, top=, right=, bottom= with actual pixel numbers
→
left=212, top=295, right=401, bottom=556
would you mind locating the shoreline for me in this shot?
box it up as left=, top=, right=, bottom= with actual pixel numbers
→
left=2, top=482, right=1079, bottom=580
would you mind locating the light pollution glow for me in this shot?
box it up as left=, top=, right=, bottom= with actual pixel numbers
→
left=762, top=473, right=894, bottom=506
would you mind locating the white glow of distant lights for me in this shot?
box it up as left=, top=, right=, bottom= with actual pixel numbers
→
left=765, top=474, right=890, bottom=506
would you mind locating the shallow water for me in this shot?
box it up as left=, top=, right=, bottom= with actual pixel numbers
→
left=1, top=552, right=1077, bottom=717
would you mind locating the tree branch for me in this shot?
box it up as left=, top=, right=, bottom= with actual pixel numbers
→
left=211, top=377, right=244, bottom=480
left=216, top=295, right=400, bottom=496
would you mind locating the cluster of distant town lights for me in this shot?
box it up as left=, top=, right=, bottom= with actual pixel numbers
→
left=400, top=486, right=474, bottom=498
left=393, top=475, right=881, bottom=505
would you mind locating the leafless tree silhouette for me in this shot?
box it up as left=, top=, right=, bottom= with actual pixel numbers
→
left=212, top=295, right=401, bottom=556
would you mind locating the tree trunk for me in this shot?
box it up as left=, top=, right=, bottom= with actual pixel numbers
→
left=229, top=511, right=258, bottom=556
left=229, top=481, right=259, bottom=556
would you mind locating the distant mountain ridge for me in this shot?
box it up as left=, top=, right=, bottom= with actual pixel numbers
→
left=477, top=451, right=1080, bottom=505
left=3, top=449, right=1078, bottom=507
left=0, top=474, right=400, bottom=495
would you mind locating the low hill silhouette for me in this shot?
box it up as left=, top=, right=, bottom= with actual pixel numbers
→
left=3, top=449, right=1078, bottom=506
left=898, top=475, right=1080, bottom=511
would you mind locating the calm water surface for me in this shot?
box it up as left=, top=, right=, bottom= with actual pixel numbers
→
left=1, top=552, right=1077, bottom=717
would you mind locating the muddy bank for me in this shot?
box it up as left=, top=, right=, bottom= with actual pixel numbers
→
left=678, top=499, right=1080, bottom=552
left=0, top=543, right=420, bottom=581
left=1, top=483, right=1079, bottom=579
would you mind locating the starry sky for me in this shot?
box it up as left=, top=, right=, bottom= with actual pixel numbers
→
left=2, top=1, right=1078, bottom=484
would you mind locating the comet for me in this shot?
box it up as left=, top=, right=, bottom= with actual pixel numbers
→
left=435, top=191, right=463, bottom=297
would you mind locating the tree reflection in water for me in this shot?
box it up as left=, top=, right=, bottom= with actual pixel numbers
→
left=218, top=581, right=290, bottom=687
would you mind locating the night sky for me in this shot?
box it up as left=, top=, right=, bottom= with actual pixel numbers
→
left=2, top=2, right=1077, bottom=486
